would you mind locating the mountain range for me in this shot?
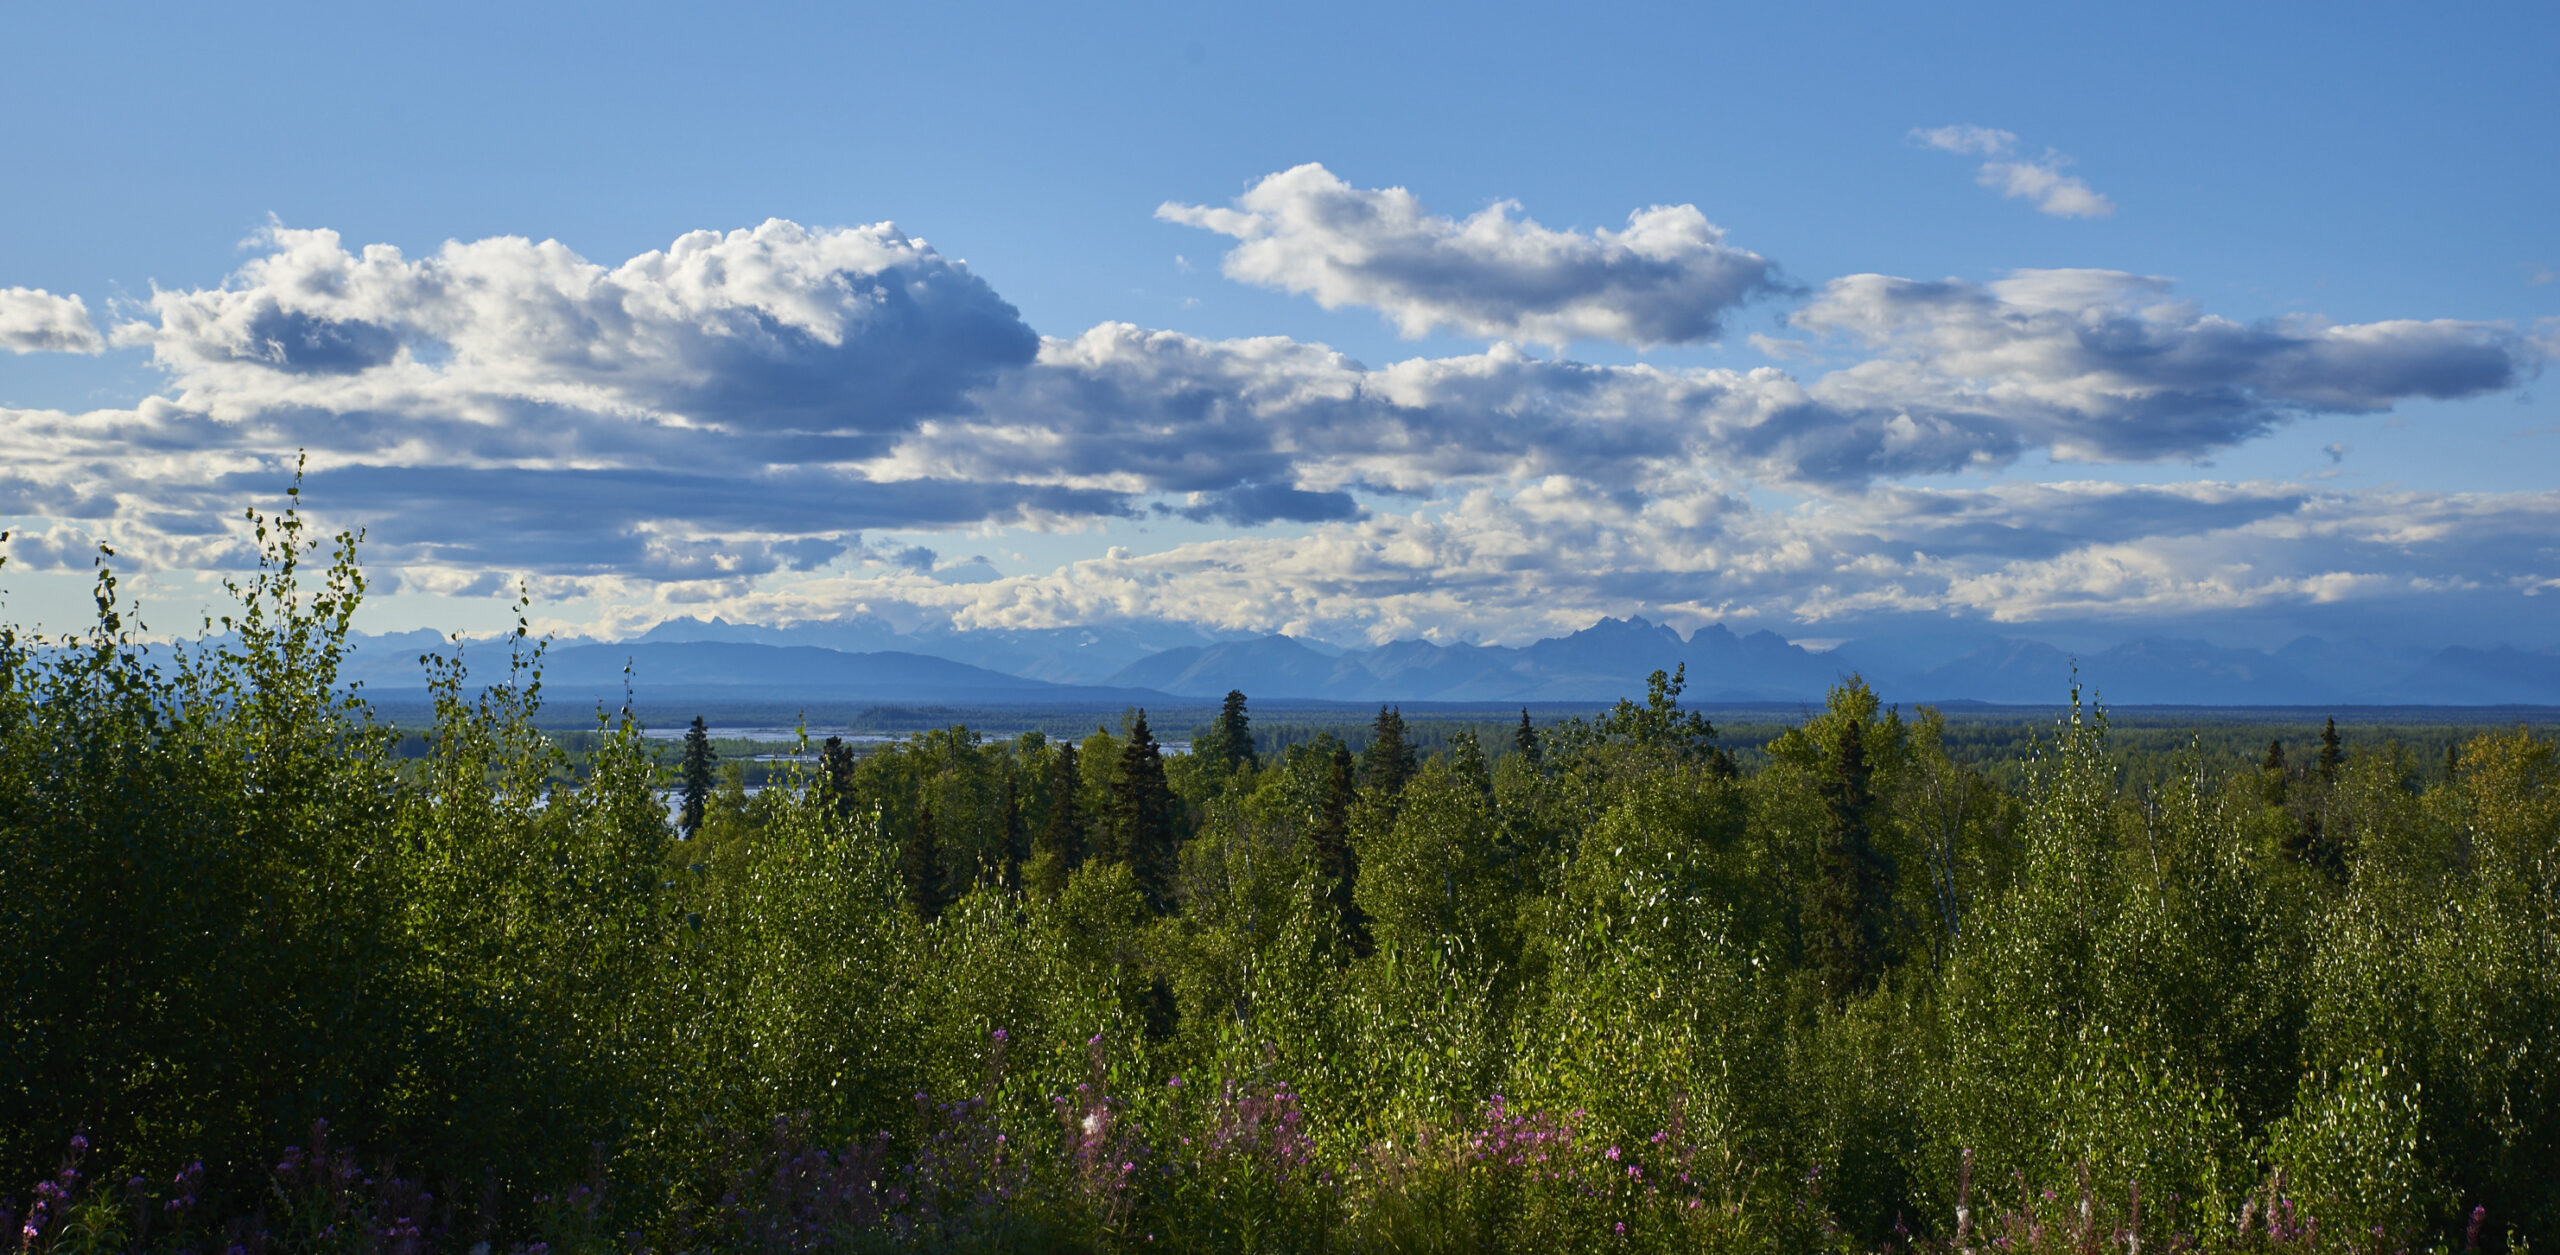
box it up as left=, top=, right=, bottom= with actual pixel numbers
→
left=326, top=616, right=2560, bottom=710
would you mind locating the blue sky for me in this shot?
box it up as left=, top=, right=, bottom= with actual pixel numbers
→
left=3, top=1, right=2554, bottom=649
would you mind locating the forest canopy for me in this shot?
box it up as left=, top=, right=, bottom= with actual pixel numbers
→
left=2, top=502, right=2555, bottom=1254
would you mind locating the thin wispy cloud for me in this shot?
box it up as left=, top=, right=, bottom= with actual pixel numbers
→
left=1913, top=125, right=2115, bottom=219
left=1912, top=124, right=2016, bottom=157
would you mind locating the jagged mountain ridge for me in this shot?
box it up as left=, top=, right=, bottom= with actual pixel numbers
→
left=319, top=617, right=2560, bottom=707
left=1105, top=617, right=1885, bottom=702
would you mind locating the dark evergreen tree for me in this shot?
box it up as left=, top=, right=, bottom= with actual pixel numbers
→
left=1513, top=707, right=1542, bottom=767
left=1197, top=689, right=1259, bottom=775
left=1112, top=710, right=1178, bottom=911
left=1138, top=973, right=1181, bottom=1042
left=2262, top=738, right=2290, bottom=807
left=679, top=715, right=715, bottom=839
left=2284, top=807, right=2345, bottom=879
left=901, top=803, right=948, bottom=921
left=998, top=770, right=1026, bottom=891
left=1805, top=718, right=1893, bottom=1004
left=1030, top=741, right=1086, bottom=898
left=1311, top=740, right=1369, bottom=956
left=819, top=734, right=857, bottom=818
left=1362, top=705, right=1419, bottom=800
left=2280, top=720, right=2348, bottom=877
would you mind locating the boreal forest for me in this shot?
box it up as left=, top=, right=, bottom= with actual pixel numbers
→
left=5, top=504, right=2556, bottom=1254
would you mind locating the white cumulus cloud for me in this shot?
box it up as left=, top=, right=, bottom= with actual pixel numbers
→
left=1159, top=163, right=1779, bottom=347
left=0, top=288, right=105, bottom=354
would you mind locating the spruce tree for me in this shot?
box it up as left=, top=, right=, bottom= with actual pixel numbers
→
left=2284, top=719, right=2348, bottom=877
left=1311, top=740, right=1369, bottom=955
left=2262, top=738, right=2290, bottom=807
left=1806, top=718, right=1893, bottom=1004
left=1199, top=689, right=1259, bottom=775
left=1030, top=741, right=1086, bottom=898
left=679, top=715, right=715, bottom=839
left=1113, top=710, right=1178, bottom=911
left=902, top=803, right=947, bottom=921
left=999, top=771, right=1025, bottom=891
left=1362, top=705, right=1418, bottom=800
left=819, top=734, right=857, bottom=818
left=1513, top=707, right=1542, bottom=766
left=2284, top=807, right=2344, bottom=879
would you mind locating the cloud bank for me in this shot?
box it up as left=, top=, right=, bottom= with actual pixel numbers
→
left=2, top=169, right=2549, bottom=645
left=591, top=479, right=2560, bottom=646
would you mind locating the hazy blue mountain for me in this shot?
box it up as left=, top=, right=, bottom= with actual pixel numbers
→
left=1904, top=636, right=2342, bottom=705
left=1509, top=617, right=1690, bottom=693
left=1357, top=639, right=1541, bottom=700
left=2274, top=636, right=2436, bottom=686
left=1830, top=625, right=2013, bottom=691
left=2087, top=638, right=2338, bottom=705
left=1106, top=636, right=1378, bottom=700
left=350, top=640, right=1171, bottom=707
left=1906, top=638, right=2079, bottom=704
left=2357, top=645, right=2560, bottom=705
left=1677, top=624, right=1862, bottom=701
left=312, top=618, right=2560, bottom=710
left=631, top=615, right=1223, bottom=685
left=913, top=623, right=1232, bottom=685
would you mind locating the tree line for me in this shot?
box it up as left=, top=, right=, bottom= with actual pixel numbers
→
left=4, top=503, right=2556, bottom=1252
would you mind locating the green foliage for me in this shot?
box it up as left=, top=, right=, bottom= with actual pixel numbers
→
left=679, top=714, right=714, bottom=838
left=1361, top=704, right=1419, bottom=801
left=1805, top=710, right=1894, bottom=1003
left=1106, top=710, right=1179, bottom=912
left=9, top=500, right=2560, bottom=1251
left=1192, top=689, right=1260, bottom=778
left=2266, top=1055, right=2440, bottom=1247
left=1028, top=737, right=1087, bottom=899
